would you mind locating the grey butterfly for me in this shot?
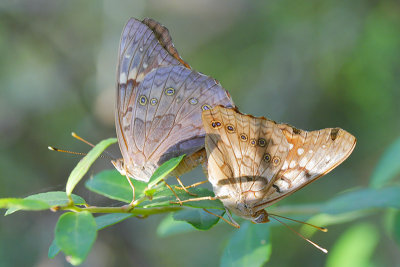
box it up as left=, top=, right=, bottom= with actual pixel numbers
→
left=112, top=18, right=235, bottom=183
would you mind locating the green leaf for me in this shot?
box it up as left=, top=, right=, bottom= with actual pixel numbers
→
left=0, top=198, right=50, bottom=212
left=370, top=137, right=400, bottom=188
left=221, top=222, right=271, bottom=267
left=49, top=213, right=131, bottom=259
left=157, top=213, right=195, bottom=237
left=173, top=208, right=225, bottom=230
left=140, top=187, right=224, bottom=210
left=147, top=154, right=185, bottom=189
left=55, top=211, right=97, bottom=265
left=48, top=239, right=60, bottom=259
left=66, top=138, right=117, bottom=196
left=5, top=192, right=85, bottom=215
left=85, top=170, right=146, bottom=203
left=95, top=213, right=133, bottom=230
left=393, top=211, right=400, bottom=247
left=322, top=186, right=400, bottom=214
left=326, top=223, right=379, bottom=267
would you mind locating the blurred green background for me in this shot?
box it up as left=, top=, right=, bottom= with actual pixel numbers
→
left=1, top=0, right=399, bottom=266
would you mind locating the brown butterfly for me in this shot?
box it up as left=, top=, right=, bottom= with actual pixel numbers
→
left=112, top=18, right=234, bottom=183
left=202, top=106, right=356, bottom=224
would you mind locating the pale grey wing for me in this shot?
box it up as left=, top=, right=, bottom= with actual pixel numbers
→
left=202, top=106, right=289, bottom=198
left=255, top=124, right=356, bottom=209
left=116, top=18, right=187, bottom=175
left=125, top=65, right=234, bottom=177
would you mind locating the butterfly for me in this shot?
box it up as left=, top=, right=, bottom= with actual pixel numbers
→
left=202, top=106, right=356, bottom=223
left=112, top=18, right=235, bottom=183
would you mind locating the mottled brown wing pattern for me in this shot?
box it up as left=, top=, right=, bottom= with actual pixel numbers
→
left=202, top=106, right=289, bottom=198
left=116, top=18, right=234, bottom=182
left=255, top=124, right=357, bottom=208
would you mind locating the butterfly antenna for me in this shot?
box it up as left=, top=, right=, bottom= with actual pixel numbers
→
left=202, top=209, right=240, bottom=228
left=71, top=132, right=116, bottom=160
left=269, top=214, right=328, bottom=253
left=48, top=146, right=111, bottom=159
left=268, top=213, right=327, bottom=232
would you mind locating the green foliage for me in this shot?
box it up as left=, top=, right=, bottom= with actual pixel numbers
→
left=220, top=222, right=271, bottom=267
left=2, top=133, right=400, bottom=266
left=370, top=137, right=400, bottom=188
left=55, top=212, right=97, bottom=265
left=326, top=223, right=379, bottom=267
left=173, top=209, right=225, bottom=230
left=65, top=138, right=117, bottom=196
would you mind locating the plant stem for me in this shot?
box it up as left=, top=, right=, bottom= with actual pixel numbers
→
left=59, top=204, right=182, bottom=215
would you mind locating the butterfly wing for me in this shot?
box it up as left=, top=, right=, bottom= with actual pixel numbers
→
left=255, top=124, right=356, bottom=209
left=116, top=19, right=234, bottom=182
left=202, top=106, right=289, bottom=203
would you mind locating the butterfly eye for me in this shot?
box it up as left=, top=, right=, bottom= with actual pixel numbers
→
left=258, top=138, right=266, bottom=147
left=165, top=87, right=175, bottom=95
left=150, top=98, right=158, bottom=105
left=240, top=133, right=248, bottom=141
left=211, top=121, right=222, bottom=129
left=272, top=156, right=281, bottom=166
left=188, top=98, right=198, bottom=105
left=263, top=153, right=271, bottom=162
left=226, top=124, right=235, bottom=133
left=202, top=104, right=212, bottom=111
left=139, top=95, right=147, bottom=105
left=250, top=139, right=257, bottom=146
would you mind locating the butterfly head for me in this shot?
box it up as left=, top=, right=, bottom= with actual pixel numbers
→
left=111, top=158, right=156, bottom=182
left=220, top=194, right=270, bottom=223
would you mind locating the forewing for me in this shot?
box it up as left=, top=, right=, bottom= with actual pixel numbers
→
left=256, top=124, right=356, bottom=208
left=116, top=18, right=187, bottom=166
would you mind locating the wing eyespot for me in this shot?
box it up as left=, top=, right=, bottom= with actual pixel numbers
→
left=150, top=98, right=158, bottom=105
left=165, top=87, right=175, bottom=95
left=272, top=156, right=281, bottom=166
left=139, top=95, right=148, bottom=105
left=226, top=124, right=235, bottom=133
left=250, top=138, right=257, bottom=146
left=263, top=153, right=271, bottom=162
left=188, top=98, right=198, bottom=105
left=211, top=121, right=222, bottom=129
left=258, top=138, right=266, bottom=147
left=202, top=104, right=212, bottom=111
left=240, top=133, right=248, bottom=141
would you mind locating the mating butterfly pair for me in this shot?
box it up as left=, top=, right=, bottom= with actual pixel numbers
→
left=113, top=18, right=356, bottom=225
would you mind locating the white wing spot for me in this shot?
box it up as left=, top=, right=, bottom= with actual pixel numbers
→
left=143, top=62, right=148, bottom=68
left=282, top=161, right=289, bottom=170
left=289, top=143, right=294, bottom=150
left=325, top=155, right=331, bottom=162
left=128, top=68, right=137, bottom=80
left=136, top=73, right=145, bottom=82
left=322, top=145, right=327, bottom=149
left=309, top=150, right=313, bottom=154
left=119, top=72, right=127, bottom=84
left=124, top=54, right=131, bottom=58
left=297, top=148, right=304, bottom=155
left=289, top=160, right=296, bottom=168
left=299, top=158, right=307, bottom=167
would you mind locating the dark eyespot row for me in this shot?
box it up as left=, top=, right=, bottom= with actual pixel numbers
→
left=240, top=134, right=248, bottom=141
left=150, top=98, right=158, bottom=105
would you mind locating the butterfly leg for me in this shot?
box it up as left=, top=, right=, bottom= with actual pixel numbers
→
left=125, top=175, right=136, bottom=205
left=175, top=179, right=208, bottom=191
left=162, top=179, right=183, bottom=206
left=174, top=176, right=197, bottom=196
left=202, top=208, right=240, bottom=228
left=170, top=195, right=219, bottom=204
